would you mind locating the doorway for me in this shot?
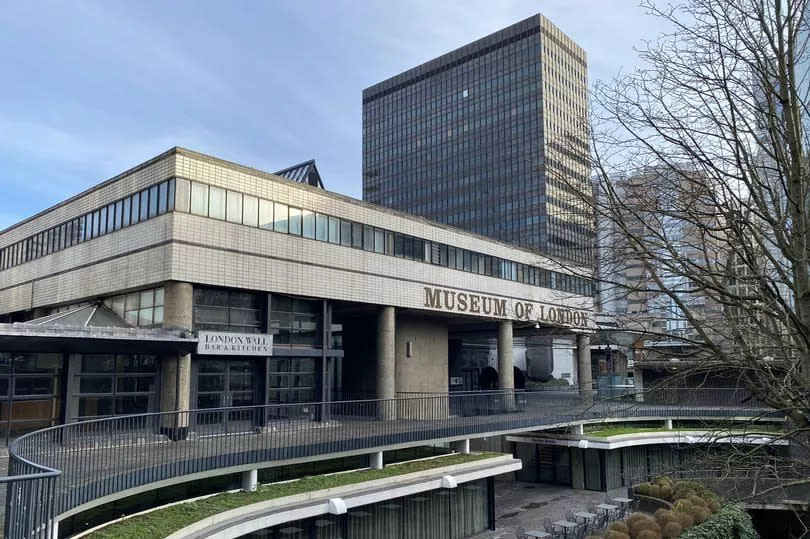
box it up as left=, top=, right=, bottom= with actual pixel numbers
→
left=194, top=359, right=257, bottom=432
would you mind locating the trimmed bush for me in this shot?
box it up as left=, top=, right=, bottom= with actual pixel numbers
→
left=637, top=530, right=663, bottom=539
left=627, top=513, right=649, bottom=527
left=679, top=503, right=757, bottom=539
left=693, top=507, right=711, bottom=524
left=654, top=508, right=670, bottom=520
left=604, top=531, right=631, bottom=539
left=610, top=521, right=631, bottom=534
left=630, top=516, right=662, bottom=537
left=637, top=482, right=653, bottom=496
left=654, top=475, right=674, bottom=489
left=649, top=484, right=662, bottom=498
left=672, top=511, right=695, bottom=528
left=662, top=521, right=683, bottom=538
left=687, top=495, right=709, bottom=509
left=656, top=510, right=681, bottom=528
left=660, top=485, right=674, bottom=500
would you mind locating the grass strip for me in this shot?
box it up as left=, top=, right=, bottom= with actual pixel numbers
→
left=87, top=452, right=498, bottom=539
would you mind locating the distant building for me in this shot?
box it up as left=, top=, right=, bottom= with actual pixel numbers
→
left=362, top=14, right=594, bottom=265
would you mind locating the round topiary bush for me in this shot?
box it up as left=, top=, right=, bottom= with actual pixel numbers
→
left=654, top=508, right=670, bottom=521
left=660, top=485, right=674, bottom=500
left=693, top=507, right=711, bottom=524
left=672, top=510, right=694, bottom=528
left=630, top=516, right=662, bottom=537
left=604, top=531, right=631, bottom=539
left=610, top=521, right=630, bottom=534
left=627, top=513, right=649, bottom=527
left=649, top=484, right=662, bottom=498
left=636, top=529, right=663, bottom=539
left=662, top=521, right=683, bottom=538
left=686, top=495, right=708, bottom=509
left=656, top=510, right=681, bottom=528
left=672, top=499, right=694, bottom=515
left=637, top=482, right=653, bottom=496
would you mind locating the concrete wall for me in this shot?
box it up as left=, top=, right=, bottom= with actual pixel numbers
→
left=394, top=315, right=448, bottom=394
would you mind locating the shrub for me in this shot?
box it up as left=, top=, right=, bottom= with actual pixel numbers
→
left=630, top=516, right=662, bottom=537
left=610, top=521, right=631, bottom=534
left=656, top=510, right=681, bottom=528
left=637, top=482, right=653, bottom=496
left=637, top=530, right=663, bottom=539
left=687, top=495, right=708, bottom=509
left=706, top=498, right=721, bottom=513
left=672, top=510, right=694, bottom=528
left=679, top=503, right=757, bottom=539
left=649, top=484, right=662, bottom=498
left=654, top=508, right=670, bottom=521
left=660, top=485, right=674, bottom=500
left=604, top=531, right=631, bottom=539
left=662, top=521, right=683, bottom=538
left=654, top=475, right=674, bottom=489
left=693, top=507, right=711, bottom=524
left=672, top=499, right=694, bottom=515
left=627, top=513, right=649, bottom=527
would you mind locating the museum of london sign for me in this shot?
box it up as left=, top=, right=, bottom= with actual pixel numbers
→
left=197, top=331, right=274, bottom=356
left=423, top=286, right=591, bottom=328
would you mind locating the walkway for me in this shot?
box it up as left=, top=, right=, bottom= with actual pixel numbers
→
left=474, top=480, right=627, bottom=538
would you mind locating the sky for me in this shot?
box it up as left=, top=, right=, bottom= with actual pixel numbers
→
left=0, top=1, right=670, bottom=230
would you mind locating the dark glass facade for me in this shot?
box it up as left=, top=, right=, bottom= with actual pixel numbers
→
left=363, top=15, right=594, bottom=265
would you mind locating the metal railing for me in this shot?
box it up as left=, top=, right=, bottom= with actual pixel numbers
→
left=3, top=388, right=778, bottom=537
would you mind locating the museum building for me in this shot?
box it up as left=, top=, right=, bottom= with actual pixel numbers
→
left=0, top=147, right=596, bottom=439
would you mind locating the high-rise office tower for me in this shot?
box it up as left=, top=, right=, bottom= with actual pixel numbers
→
left=363, top=14, right=593, bottom=265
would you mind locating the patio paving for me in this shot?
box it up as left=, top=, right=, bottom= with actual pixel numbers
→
left=473, top=479, right=628, bottom=538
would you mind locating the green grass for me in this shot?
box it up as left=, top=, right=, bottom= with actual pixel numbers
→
left=86, top=452, right=498, bottom=539
left=584, top=424, right=782, bottom=438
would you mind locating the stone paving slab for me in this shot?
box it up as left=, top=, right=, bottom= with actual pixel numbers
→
left=473, top=479, right=628, bottom=538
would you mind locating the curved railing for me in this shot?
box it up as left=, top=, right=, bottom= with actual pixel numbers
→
left=3, top=388, right=779, bottom=538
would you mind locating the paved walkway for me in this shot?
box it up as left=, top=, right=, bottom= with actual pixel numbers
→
left=473, top=479, right=628, bottom=538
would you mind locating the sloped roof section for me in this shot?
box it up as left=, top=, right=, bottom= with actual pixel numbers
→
left=24, top=303, right=134, bottom=329
left=274, top=159, right=325, bottom=189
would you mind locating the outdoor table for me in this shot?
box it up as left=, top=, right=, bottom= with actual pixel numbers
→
left=613, top=497, right=633, bottom=505
left=278, top=526, right=304, bottom=536
left=314, top=519, right=334, bottom=528
left=525, top=530, right=551, bottom=538
left=596, top=503, right=619, bottom=520
left=573, top=510, right=597, bottom=525
left=553, top=520, right=578, bottom=538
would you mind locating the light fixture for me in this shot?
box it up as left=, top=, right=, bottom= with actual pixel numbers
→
left=534, top=323, right=540, bottom=329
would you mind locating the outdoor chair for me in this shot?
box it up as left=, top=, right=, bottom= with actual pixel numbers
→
left=516, top=526, right=526, bottom=539
left=543, top=518, right=557, bottom=536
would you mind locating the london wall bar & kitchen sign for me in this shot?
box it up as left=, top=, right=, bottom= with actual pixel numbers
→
left=197, top=331, right=274, bottom=356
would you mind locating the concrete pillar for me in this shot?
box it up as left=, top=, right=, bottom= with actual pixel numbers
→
left=633, top=366, right=645, bottom=402
left=576, top=334, right=594, bottom=396
left=664, top=419, right=673, bottom=430
left=377, top=306, right=396, bottom=420
left=572, top=424, right=584, bottom=436
left=497, top=321, right=514, bottom=390
left=161, top=282, right=193, bottom=439
left=242, top=469, right=258, bottom=492
left=571, top=448, right=585, bottom=490
left=452, top=439, right=470, bottom=455
left=370, top=451, right=383, bottom=470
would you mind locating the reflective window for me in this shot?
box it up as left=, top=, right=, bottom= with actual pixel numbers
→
left=175, top=178, right=191, bottom=213
left=302, top=210, right=315, bottom=239
left=259, top=199, right=273, bottom=230
left=315, top=213, right=328, bottom=241
left=243, top=195, right=258, bottom=227
left=226, top=191, right=243, bottom=224
left=209, top=186, right=226, bottom=220
left=328, top=216, right=340, bottom=244
left=288, top=207, right=302, bottom=235
left=274, top=203, right=289, bottom=233
left=191, top=182, right=209, bottom=216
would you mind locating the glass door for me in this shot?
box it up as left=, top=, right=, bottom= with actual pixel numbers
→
left=195, top=359, right=256, bottom=432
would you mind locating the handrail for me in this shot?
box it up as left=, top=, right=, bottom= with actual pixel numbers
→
left=3, top=388, right=780, bottom=538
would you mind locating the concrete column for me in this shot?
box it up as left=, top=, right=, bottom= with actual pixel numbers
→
left=242, top=469, right=258, bottom=492
left=452, top=439, right=470, bottom=455
left=571, top=448, right=585, bottom=490
left=664, top=419, right=673, bottom=430
left=370, top=451, right=383, bottom=470
left=377, top=306, right=396, bottom=420
left=497, top=321, right=514, bottom=390
left=576, top=334, right=594, bottom=396
left=572, top=424, right=584, bottom=436
left=163, top=281, right=194, bottom=331
left=161, top=282, right=193, bottom=439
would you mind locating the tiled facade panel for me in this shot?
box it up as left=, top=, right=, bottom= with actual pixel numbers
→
left=0, top=216, right=173, bottom=314
left=31, top=245, right=172, bottom=308
left=0, top=156, right=175, bottom=248
left=0, top=282, right=33, bottom=314
left=176, top=152, right=580, bottom=274
left=169, top=213, right=592, bottom=318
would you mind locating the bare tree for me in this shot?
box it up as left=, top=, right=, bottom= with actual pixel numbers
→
left=557, top=0, right=810, bottom=515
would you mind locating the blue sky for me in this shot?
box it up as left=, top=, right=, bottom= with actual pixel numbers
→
left=0, top=1, right=667, bottom=229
